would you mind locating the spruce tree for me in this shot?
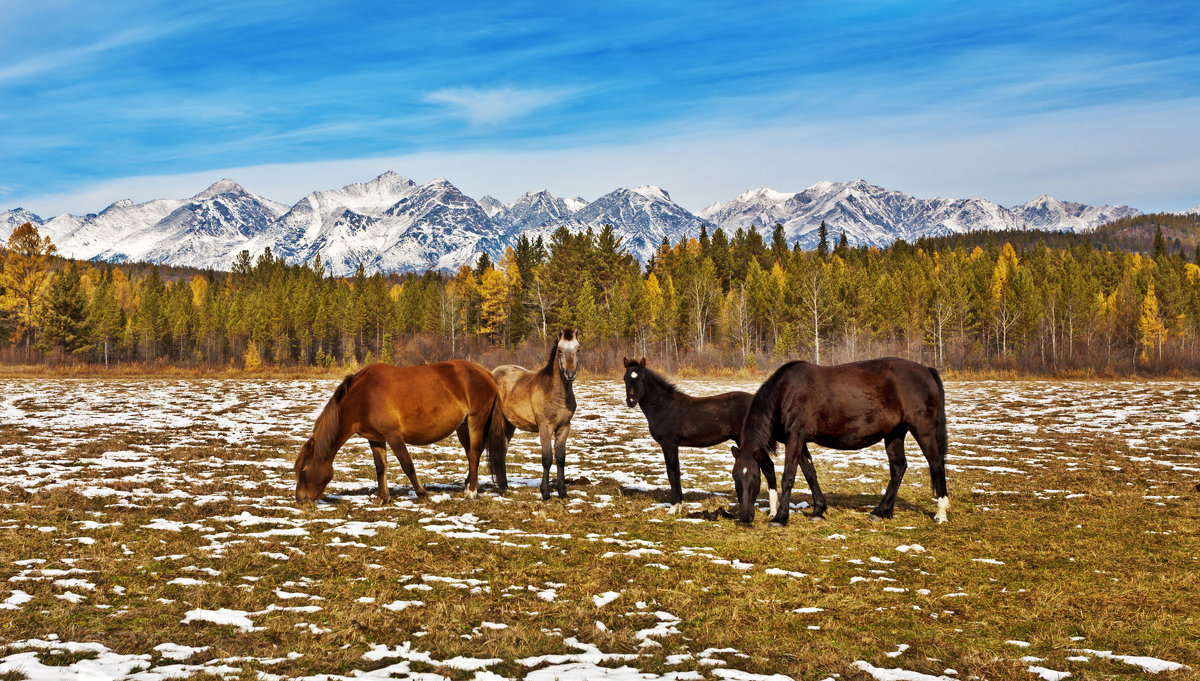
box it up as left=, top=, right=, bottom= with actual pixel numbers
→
left=37, top=264, right=91, bottom=355
left=817, top=221, right=829, bottom=259
left=771, top=224, right=788, bottom=265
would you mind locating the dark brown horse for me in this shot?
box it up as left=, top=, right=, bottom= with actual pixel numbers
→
left=622, top=357, right=777, bottom=515
left=492, top=328, right=580, bottom=500
left=294, top=361, right=508, bottom=504
left=733, top=357, right=948, bottom=525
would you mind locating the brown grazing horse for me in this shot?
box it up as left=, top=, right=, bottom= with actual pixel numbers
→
left=622, top=357, right=774, bottom=516
left=492, top=328, right=579, bottom=500
left=733, top=357, right=948, bottom=525
left=294, top=361, right=508, bottom=504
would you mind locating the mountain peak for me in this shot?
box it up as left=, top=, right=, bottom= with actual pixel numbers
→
left=194, top=179, right=246, bottom=200
left=628, top=185, right=672, bottom=203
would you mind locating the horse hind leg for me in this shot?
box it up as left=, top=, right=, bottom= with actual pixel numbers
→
left=914, top=428, right=950, bottom=523
left=661, top=441, right=683, bottom=514
left=388, top=437, right=426, bottom=500
left=870, top=431, right=908, bottom=522
left=462, top=413, right=488, bottom=500
left=369, top=440, right=390, bottom=504
left=796, top=443, right=827, bottom=521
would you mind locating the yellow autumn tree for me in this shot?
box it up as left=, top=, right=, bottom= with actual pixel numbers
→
left=0, top=222, right=58, bottom=348
left=1138, top=278, right=1166, bottom=364
left=477, top=266, right=508, bottom=342
left=189, top=275, right=208, bottom=306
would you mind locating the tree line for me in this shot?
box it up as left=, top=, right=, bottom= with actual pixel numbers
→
left=2, top=219, right=1199, bottom=374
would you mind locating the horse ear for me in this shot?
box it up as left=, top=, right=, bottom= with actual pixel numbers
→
left=731, top=445, right=740, bottom=457
left=623, top=356, right=633, bottom=367
left=638, top=357, right=647, bottom=366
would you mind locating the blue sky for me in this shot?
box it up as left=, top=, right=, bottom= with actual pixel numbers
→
left=3, top=0, right=1199, bottom=215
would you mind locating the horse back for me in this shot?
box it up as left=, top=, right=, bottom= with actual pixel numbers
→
left=491, top=364, right=543, bottom=431
left=669, top=390, right=754, bottom=447
left=342, top=362, right=493, bottom=446
left=783, top=358, right=941, bottom=448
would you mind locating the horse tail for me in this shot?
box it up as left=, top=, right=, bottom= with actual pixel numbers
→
left=312, top=373, right=356, bottom=464
left=484, top=391, right=508, bottom=489
left=741, top=361, right=797, bottom=464
left=930, top=367, right=947, bottom=459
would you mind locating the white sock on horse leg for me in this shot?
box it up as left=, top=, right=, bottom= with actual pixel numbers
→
left=934, top=496, right=950, bottom=523
left=768, top=488, right=779, bottom=517
left=668, top=503, right=682, bottom=515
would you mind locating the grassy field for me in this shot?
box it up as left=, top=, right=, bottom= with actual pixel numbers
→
left=0, top=376, right=1196, bottom=680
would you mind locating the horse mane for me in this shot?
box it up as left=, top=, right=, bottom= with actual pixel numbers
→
left=740, top=360, right=801, bottom=458
left=539, top=327, right=576, bottom=376
left=540, top=338, right=561, bottom=375
left=639, top=364, right=678, bottom=397
left=311, top=371, right=358, bottom=464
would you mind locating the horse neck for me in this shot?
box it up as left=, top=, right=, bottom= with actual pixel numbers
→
left=639, top=372, right=675, bottom=412
left=540, top=345, right=572, bottom=396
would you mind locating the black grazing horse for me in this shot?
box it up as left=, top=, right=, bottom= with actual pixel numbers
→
left=732, top=357, right=948, bottom=525
left=623, top=357, right=777, bottom=515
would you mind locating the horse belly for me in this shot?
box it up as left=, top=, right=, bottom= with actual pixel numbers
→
left=394, top=400, right=469, bottom=446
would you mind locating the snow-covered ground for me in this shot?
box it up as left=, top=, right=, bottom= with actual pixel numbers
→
left=0, top=376, right=1194, bottom=680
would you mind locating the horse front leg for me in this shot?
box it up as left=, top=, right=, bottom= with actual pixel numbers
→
left=661, top=441, right=683, bottom=514
left=369, top=440, right=390, bottom=504
left=553, top=424, right=571, bottom=499
left=869, top=432, right=908, bottom=521
left=538, top=423, right=554, bottom=501
left=759, top=454, right=779, bottom=518
left=771, top=435, right=804, bottom=526
left=796, top=443, right=826, bottom=521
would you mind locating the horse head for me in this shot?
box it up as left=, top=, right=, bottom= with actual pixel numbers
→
left=294, top=438, right=334, bottom=504
left=730, top=445, right=762, bottom=523
left=557, top=328, right=580, bottom=382
left=622, top=356, right=648, bottom=407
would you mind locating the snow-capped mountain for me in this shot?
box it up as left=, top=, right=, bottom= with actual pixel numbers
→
left=2, top=173, right=1144, bottom=274
left=120, top=180, right=288, bottom=267
left=700, top=180, right=1138, bottom=249
left=0, top=208, right=44, bottom=243
left=1010, top=195, right=1139, bottom=232
left=478, top=195, right=507, bottom=219
left=575, top=186, right=703, bottom=261
left=496, top=190, right=587, bottom=237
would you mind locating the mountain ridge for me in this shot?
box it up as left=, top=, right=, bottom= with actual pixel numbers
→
left=1, top=173, right=1147, bottom=275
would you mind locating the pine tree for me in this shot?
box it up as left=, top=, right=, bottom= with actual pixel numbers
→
left=1153, top=225, right=1167, bottom=260
left=817, top=221, right=829, bottom=259
left=771, top=224, right=788, bottom=265
left=37, top=264, right=91, bottom=355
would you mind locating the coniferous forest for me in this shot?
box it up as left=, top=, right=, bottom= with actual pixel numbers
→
left=3, top=216, right=1199, bottom=375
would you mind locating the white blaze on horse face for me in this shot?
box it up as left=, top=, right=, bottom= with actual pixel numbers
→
left=769, top=488, right=779, bottom=517
left=934, top=496, right=950, bottom=523
left=629, top=371, right=637, bottom=378
left=742, top=466, right=749, bottom=476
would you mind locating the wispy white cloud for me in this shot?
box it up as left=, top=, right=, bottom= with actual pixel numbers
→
left=424, top=86, right=575, bottom=125
left=0, top=25, right=173, bottom=83
left=10, top=97, right=1200, bottom=217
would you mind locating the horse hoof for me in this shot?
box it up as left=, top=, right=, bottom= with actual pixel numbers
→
left=933, top=516, right=948, bottom=524
left=867, top=514, right=883, bottom=523
left=377, top=496, right=390, bottom=506
left=808, top=515, right=825, bottom=523
left=768, top=520, right=788, bottom=528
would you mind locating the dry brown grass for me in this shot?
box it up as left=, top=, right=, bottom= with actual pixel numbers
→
left=0, top=377, right=1196, bottom=680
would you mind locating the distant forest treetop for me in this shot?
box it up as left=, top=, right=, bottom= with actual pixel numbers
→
left=913, top=212, right=1200, bottom=259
